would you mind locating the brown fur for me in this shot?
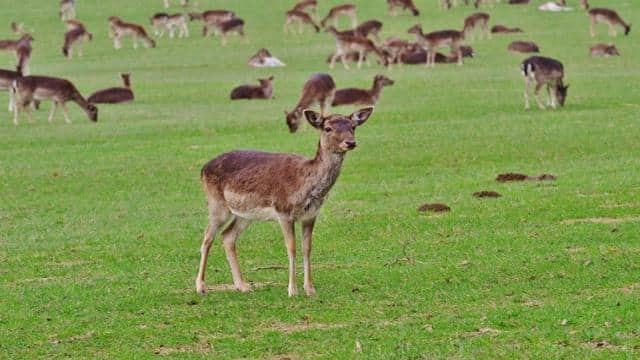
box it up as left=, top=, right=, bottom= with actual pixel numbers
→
left=418, top=203, right=450, bottom=212
left=589, top=43, right=619, bottom=57
left=197, top=107, right=374, bottom=297
left=63, top=24, right=92, bottom=58
left=463, top=12, right=490, bottom=40
left=285, top=10, right=320, bottom=34
left=387, top=0, right=420, bottom=16
left=408, top=25, right=464, bottom=67
left=108, top=16, right=156, bottom=49
left=88, top=74, right=134, bottom=104
left=399, top=44, right=474, bottom=64
left=473, top=191, right=501, bottom=198
left=588, top=8, right=631, bottom=37
left=508, top=41, right=539, bottom=54
left=521, top=56, right=568, bottom=109
left=327, top=27, right=388, bottom=70
left=285, top=73, right=336, bottom=133
left=491, top=24, right=523, bottom=33
left=204, top=17, right=245, bottom=45
left=230, top=76, right=274, bottom=100
left=332, top=75, right=394, bottom=107
left=320, top=4, right=358, bottom=28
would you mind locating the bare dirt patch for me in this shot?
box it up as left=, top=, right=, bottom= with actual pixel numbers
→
left=206, top=281, right=276, bottom=292
left=561, top=216, right=640, bottom=225
left=584, top=340, right=626, bottom=351
left=417, top=203, right=451, bottom=212
left=49, top=331, right=94, bottom=345
left=496, top=173, right=556, bottom=182
left=461, top=327, right=500, bottom=338
left=154, top=340, right=213, bottom=356
left=473, top=191, right=502, bottom=198
left=271, top=322, right=345, bottom=334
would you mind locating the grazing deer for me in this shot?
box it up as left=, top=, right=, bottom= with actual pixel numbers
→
left=408, top=25, right=464, bottom=67
left=332, top=75, right=394, bottom=107
left=151, top=13, right=170, bottom=37
left=284, top=10, right=320, bottom=34
left=0, top=34, right=34, bottom=76
left=463, top=12, right=490, bottom=40
left=387, top=0, right=420, bottom=16
left=589, top=43, right=619, bottom=57
left=491, top=24, right=523, bottom=34
left=321, top=4, right=358, bottom=29
left=327, top=27, right=388, bottom=70
left=0, top=68, right=21, bottom=112
left=248, top=48, right=286, bottom=67
left=12, top=75, right=98, bottom=125
left=285, top=73, right=335, bottom=133
left=354, top=20, right=383, bottom=40
left=230, top=76, right=275, bottom=100
left=508, top=40, right=539, bottom=54
left=588, top=8, right=631, bottom=37
left=521, top=56, right=568, bottom=110
left=205, top=17, right=245, bottom=45
left=292, top=0, right=318, bottom=15
left=108, top=17, right=156, bottom=49
left=60, top=0, right=76, bottom=21
left=62, top=21, right=92, bottom=58
left=87, top=73, right=134, bottom=104
left=197, top=106, right=374, bottom=297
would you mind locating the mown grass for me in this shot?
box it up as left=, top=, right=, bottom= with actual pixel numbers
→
left=1, top=0, right=639, bottom=358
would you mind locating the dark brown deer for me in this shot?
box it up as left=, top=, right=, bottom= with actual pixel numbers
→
left=285, top=73, right=335, bottom=133
left=13, top=75, right=98, bottom=124
left=197, top=107, right=374, bottom=297
left=491, top=24, right=524, bottom=34
left=463, top=12, right=490, bottom=40
left=230, top=76, right=275, bottom=100
left=408, top=25, right=464, bottom=67
left=0, top=68, right=21, bottom=113
left=205, top=17, right=245, bottom=45
left=507, top=40, right=539, bottom=54
left=332, top=75, right=394, bottom=107
left=326, top=27, right=388, bottom=70
left=521, top=56, right=569, bottom=110
left=108, top=16, right=156, bottom=49
left=284, top=10, right=320, bottom=34
left=399, top=43, right=474, bottom=64
left=588, top=8, right=630, bottom=37
left=87, top=74, right=134, bottom=104
left=62, top=21, right=92, bottom=58
left=60, top=0, right=76, bottom=21
left=589, top=43, right=619, bottom=57
left=387, top=0, right=420, bottom=16
left=321, top=4, right=358, bottom=28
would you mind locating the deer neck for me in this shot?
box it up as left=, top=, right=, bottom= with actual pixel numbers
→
left=304, top=141, right=346, bottom=203
left=71, top=91, right=91, bottom=112
left=370, top=80, right=383, bottom=102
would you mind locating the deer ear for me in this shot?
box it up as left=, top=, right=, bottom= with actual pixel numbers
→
left=350, top=107, right=374, bottom=126
left=304, top=109, right=323, bottom=129
left=268, top=76, right=274, bottom=81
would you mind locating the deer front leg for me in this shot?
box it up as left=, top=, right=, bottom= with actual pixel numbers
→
left=534, top=82, right=546, bottom=110
left=609, top=24, right=617, bottom=37
left=524, top=77, right=531, bottom=110
left=357, top=51, right=364, bottom=69
left=61, top=103, right=72, bottom=123
left=301, top=218, right=316, bottom=296
left=329, top=52, right=339, bottom=69
left=590, top=19, right=596, bottom=37
left=221, top=218, right=252, bottom=293
left=48, top=101, right=58, bottom=123
left=278, top=217, right=298, bottom=297
left=114, top=36, right=121, bottom=49
left=133, top=35, right=139, bottom=49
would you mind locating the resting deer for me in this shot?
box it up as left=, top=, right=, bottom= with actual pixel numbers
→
left=284, top=10, right=320, bottom=34
left=521, top=56, right=568, bottom=110
left=230, top=76, right=275, bottom=100
left=327, top=27, right=388, bottom=70
left=399, top=43, right=474, bottom=64
left=463, top=12, right=490, bottom=40
left=285, top=73, right=335, bottom=133
left=12, top=75, right=98, bottom=125
left=62, top=21, right=92, bottom=58
left=248, top=48, right=286, bottom=67
left=589, top=43, right=619, bottom=57
left=60, top=0, right=76, bottom=21
left=588, top=8, right=631, bottom=37
left=332, top=75, right=394, bottom=107
left=197, top=107, right=374, bottom=297
left=320, top=4, right=358, bottom=28
left=408, top=24, right=464, bottom=67
left=87, top=73, right=134, bottom=104
left=387, top=0, right=420, bottom=16
left=108, top=17, right=156, bottom=49
left=491, top=24, right=523, bottom=34
left=0, top=68, right=21, bottom=112
left=508, top=41, right=539, bottom=54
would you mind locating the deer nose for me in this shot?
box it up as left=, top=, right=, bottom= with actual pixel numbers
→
left=345, top=141, right=357, bottom=149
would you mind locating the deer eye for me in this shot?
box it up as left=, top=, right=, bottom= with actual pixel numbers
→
left=324, top=127, right=332, bottom=133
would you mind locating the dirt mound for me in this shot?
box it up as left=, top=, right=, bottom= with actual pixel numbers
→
left=473, top=191, right=502, bottom=198
left=496, top=173, right=557, bottom=182
left=418, top=203, right=451, bottom=212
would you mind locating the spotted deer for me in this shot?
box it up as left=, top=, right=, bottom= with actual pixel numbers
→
left=387, top=0, right=420, bottom=16
left=589, top=43, right=619, bottom=57
left=284, top=10, right=320, bottom=34
left=285, top=73, right=336, bottom=133
left=463, top=12, right=490, bottom=40
left=108, top=17, right=156, bottom=49
left=230, top=76, right=275, bottom=100
left=332, top=74, right=394, bottom=107
left=320, top=4, right=358, bottom=28
left=326, top=27, right=388, bottom=70
left=521, top=56, right=569, bottom=110
left=60, top=0, right=76, bottom=21
left=62, top=20, right=92, bottom=58
left=588, top=8, right=630, bottom=37
left=408, top=25, right=464, bottom=67
left=87, top=73, right=134, bottom=104
left=12, top=75, right=98, bottom=125
left=197, top=106, right=374, bottom=297
left=507, top=40, right=539, bottom=54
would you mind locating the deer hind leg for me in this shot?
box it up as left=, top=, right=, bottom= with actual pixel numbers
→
left=278, top=217, right=298, bottom=297
left=48, top=101, right=58, bottom=123
left=609, top=23, right=617, bottom=37
left=524, top=76, right=531, bottom=110
left=221, top=217, right=252, bottom=293
left=301, top=218, right=316, bottom=296
left=534, top=82, right=546, bottom=110
left=196, top=200, right=230, bottom=294
left=133, top=35, right=139, bottom=49
left=329, top=51, right=340, bottom=69
left=114, top=35, right=122, bottom=49
left=61, top=102, right=72, bottom=123
left=590, top=18, right=596, bottom=37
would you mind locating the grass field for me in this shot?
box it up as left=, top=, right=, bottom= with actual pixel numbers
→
left=1, top=0, right=639, bottom=358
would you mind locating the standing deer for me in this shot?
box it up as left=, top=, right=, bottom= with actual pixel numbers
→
left=87, top=73, right=134, bottom=104
left=588, top=8, right=631, bottom=37
left=108, top=17, right=156, bottom=49
left=284, top=10, right=320, bottom=34
left=408, top=25, right=464, bottom=67
left=230, top=76, right=275, bottom=100
left=62, top=20, right=92, bottom=58
left=320, top=4, right=358, bottom=28
left=521, top=56, right=569, bottom=110
left=204, top=17, right=245, bottom=45
left=197, top=107, right=374, bottom=297
left=387, top=0, right=420, bottom=16
left=589, top=43, right=619, bottom=57
left=189, top=10, right=235, bottom=35
left=12, top=75, right=98, bottom=125
left=285, top=73, right=336, bottom=133
left=463, top=12, right=491, bottom=40
left=60, top=0, right=76, bottom=21
left=0, top=34, right=34, bottom=76
left=332, top=74, right=394, bottom=107
left=327, top=27, right=388, bottom=70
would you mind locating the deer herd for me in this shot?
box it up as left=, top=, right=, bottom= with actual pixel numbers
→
left=0, top=1, right=634, bottom=296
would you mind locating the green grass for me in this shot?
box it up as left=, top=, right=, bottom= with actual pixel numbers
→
left=1, top=0, right=639, bottom=358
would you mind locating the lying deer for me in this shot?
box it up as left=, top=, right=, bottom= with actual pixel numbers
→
left=285, top=73, right=335, bottom=133
left=230, top=76, right=275, bottom=100
left=284, top=10, right=320, bottom=34
left=589, top=43, right=620, bottom=57
left=62, top=21, right=92, bottom=58
left=399, top=43, right=474, bottom=64
left=197, top=107, right=374, bottom=297
left=491, top=24, right=523, bottom=34
left=588, top=8, right=631, bottom=37
left=521, top=56, right=568, bottom=110
left=108, top=16, right=156, bottom=49
left=327, top=27, right=388, bottom=70
left=60, top=0, right=76, bottom=21
left=507, top=40, right=539, bottom=54
left=248, top=48, right=286, bottom=67
left=408, top=24, right=464, bottom=67
left=463, top=12, right=491, bottom=40
left=320, top=4, right=358, bottom=28
left=87, top=73, right=134, bottom=104
left=387, top=0, right=420, bottom=16
left=332, top=74, right=394, bottom=107
left=12, top=75, right=98, bottom=125
left=0, top=68, right=21, bottom=112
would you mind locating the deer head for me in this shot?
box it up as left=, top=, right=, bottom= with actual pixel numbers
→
left=555, top=84, right=569, bottom=107
left=303, top=107, right=373, bottom=153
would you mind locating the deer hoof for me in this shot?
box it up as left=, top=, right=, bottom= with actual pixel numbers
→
left=196, top=280, right=207, bottom=295
left=304, top=286, right=316, bottom=296
left=288, top=286, right=299, bottom=297
left=236, top=282, right=252, bottom=293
